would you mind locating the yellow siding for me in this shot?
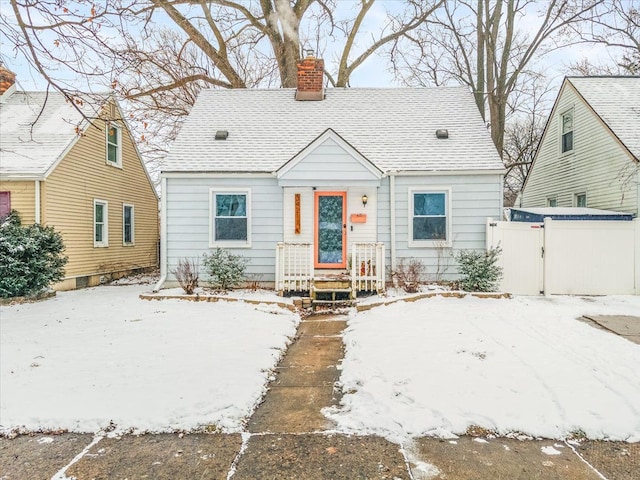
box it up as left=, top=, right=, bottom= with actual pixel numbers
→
left=43, top=106, right=159, bottom=279
left=0, top=180, right=36, bottom=224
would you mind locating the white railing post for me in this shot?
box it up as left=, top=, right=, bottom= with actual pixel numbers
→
left=351, top=243, right=357, bottom=296
left=377, top=242, right=385, bottom=293
left=275, top=242, right=283, bottom=294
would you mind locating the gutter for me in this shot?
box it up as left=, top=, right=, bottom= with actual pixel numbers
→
left=153, top=177, right=168, bottom=292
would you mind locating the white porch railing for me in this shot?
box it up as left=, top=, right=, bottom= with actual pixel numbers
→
left=275, top=242, right=313, bottom=294
left=275, top=242, right=385, bottom=295
left=351, top=242, right=385, bottom=294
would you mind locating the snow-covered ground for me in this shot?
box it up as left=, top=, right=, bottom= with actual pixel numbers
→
left=325, top=294, right=640, bottom=443
left=2, top=284, right=640, bottom=443
left=0, top=284, right=299, bottom=436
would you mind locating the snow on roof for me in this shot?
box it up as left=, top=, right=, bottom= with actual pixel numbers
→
left=568, top=76, right=640, bottom=161
left=0, top=90, right=106, bottom=178
left=162, top=87, right=505, bottom=173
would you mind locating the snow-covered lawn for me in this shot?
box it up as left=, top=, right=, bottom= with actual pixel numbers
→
left=325, top=294, right=640, bottom=443
left=2, top=284, right=640, bottom=444
left=0, top=284, right=299, bottom=436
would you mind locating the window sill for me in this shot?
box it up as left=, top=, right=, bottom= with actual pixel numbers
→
left=123, top=243, right=135, bottom=247
left=408, top=240, right=451, bottom=248
left=105, top=160, right=123, bottom=169
left=209, top=241, right=252, bottom=249
left=94, top=243, right=109, bottom=248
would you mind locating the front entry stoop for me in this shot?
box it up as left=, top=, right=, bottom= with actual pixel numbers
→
left=311, top=277, right=355, bottom=310
left=247, top=315, right=347, bottom=433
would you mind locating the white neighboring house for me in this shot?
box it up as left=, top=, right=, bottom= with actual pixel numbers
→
left=521, top=76, right=640, bottom=216
left=157, top=55, right=504, bottom=298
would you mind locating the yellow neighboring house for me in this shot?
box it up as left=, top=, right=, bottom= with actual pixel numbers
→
left=0, top=68, right=159, bottom=290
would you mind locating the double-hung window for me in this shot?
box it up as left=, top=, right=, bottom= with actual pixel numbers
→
left=94, top=200, right=108, bottom=247
left=409, top=188, right=451, bottom=246
left=547, top=197, right=558, bottom=207
left=561, top=110, right=574, bottom=153
left=123, top=204, right=134, bottom=245
left=210, top=189, right=251, bottom=247
left=106, top=122, right=122, bottom=167
left=575, top=193, right=587, bottom=208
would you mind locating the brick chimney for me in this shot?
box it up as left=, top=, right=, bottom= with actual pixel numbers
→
left=295, top=51, right=324, bottom=101
left=0, top=65, right=16, bottom=95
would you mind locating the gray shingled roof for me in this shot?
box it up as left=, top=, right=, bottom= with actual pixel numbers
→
left=0, top=90, right=103, bottom=178
left=162, top=87, right=504, bottom=173
left=568, top=76, right=640, bottom=161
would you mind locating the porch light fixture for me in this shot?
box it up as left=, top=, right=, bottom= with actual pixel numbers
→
left=361, top=194, right=368, bottom=207
left=435, top=129, right=449, bottom=139
left=215, top=130, right=228, bottom=140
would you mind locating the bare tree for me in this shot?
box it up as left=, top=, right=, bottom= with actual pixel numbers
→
left=570, top=0, right=640, bottom=74
left=389, top=0, right=602, bottom=156
left=502, top=76, right=550, bottom=206
left=1, top=0, right=443, bottom=164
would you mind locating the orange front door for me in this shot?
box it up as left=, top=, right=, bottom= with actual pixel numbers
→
left=314, top=191, right=347, bottom=269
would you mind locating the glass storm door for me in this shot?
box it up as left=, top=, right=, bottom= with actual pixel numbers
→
left=314, top=192, right=347, bottom=268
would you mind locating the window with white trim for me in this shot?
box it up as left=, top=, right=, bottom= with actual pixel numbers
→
left=94, top=200, right=108, bottom=247
left=547, top=197, right=558, bottom=207
left=210, top=189, right=251, bottom=247
left=575, top=192, right=587, bottom=208
left=123, top=204, right=134, bottom=245
left=561, top=109, right=574, bottom=153
left=106, top=122, right=122, bottom=166
left=409, top=188, right=451, bottom=245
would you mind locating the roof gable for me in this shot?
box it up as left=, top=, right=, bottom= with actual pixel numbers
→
left=0, top=91, right=107, bottom=178
left=522, top=76, right=640, bottom=193
left=277, top=128, right=382, bottom=186
left=567, top=76, right=640, bottom=161
left=162, top=87, right=504, bottom=174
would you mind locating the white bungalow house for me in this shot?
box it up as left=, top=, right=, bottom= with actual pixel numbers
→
left=156, top=55, right=504, bottom=302
left=521, top=76, right=640, bottom=216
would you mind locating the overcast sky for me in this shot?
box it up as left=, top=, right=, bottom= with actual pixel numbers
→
left=0, top=1, right=627, bottom=96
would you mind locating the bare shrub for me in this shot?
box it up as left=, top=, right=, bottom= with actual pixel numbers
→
left=171, top=258, right=199, bottom=294
left=391, top=257, right=425, bottom=293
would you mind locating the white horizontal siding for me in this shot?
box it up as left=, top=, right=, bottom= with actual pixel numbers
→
left=283, top=187, right=313, bottom=243
left=278, top=138, right=380, bottom=185
left=523, top=84, right=638, bottom=215
left=166, top=177, right=282, bottom=283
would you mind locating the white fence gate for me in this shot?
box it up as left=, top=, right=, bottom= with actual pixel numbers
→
left=487, top=218, right=640, bottom=295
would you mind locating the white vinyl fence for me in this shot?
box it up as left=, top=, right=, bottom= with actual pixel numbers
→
left=487, top=218, right=640, bottom=295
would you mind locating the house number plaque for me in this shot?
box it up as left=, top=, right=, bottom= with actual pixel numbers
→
left=295, top=193, right=301, bottom=234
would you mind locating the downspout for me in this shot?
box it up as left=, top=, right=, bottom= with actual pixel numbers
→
left=389, top=171, right=397, bottom=272
left=34, top=180, right=40, bottom=224
left=153, top=176, right=168, bottom=292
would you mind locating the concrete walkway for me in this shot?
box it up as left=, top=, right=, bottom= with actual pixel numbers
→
left=581, top=315, right=640, bottom=344
left=2, top=314, right=639, bottom=479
